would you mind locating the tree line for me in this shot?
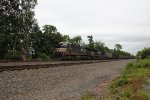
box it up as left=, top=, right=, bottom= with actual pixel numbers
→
left=0, top=0, right=132, bottom=60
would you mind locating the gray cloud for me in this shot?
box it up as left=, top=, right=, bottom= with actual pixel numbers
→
left=35, top=0, right=150, bottom=55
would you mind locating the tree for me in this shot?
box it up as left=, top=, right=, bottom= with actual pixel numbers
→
left=70, top=35, right=82, bottom=45
left=113, top=44, right=132, bottom=59
left=136, top=48, right=150, bottom=59
left=94, top=41, right=105, bottom=55
left=87, top=35, right=94, bottom=44
left=31, top=25, right=64, bottom=58
left=115, top=44, right=122, bottom=51
left=112, top=49, right=119, bottom=58
left=30, top=25, right=43, bottom=58
left=113, top=44, right=123, bottom=58
left=63, top=35, right=70, bottom=42
left=136, top=51, right=142, bottom=60
left=87, top=35, right=94, bottom=48
left=0, top=0, right=38, bottom=60
left=63, top=35, right=82, bottom=45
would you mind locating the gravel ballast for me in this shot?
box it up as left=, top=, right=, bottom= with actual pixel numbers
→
left=0, top=60, right=134, bottom=100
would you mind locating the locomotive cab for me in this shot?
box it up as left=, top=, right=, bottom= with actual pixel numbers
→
left=56, top=42, right=81, bottom=60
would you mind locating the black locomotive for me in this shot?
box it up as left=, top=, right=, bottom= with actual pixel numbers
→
left=55, top=42, right=105, bottom=60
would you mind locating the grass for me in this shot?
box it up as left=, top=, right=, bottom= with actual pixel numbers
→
left=81, top=95, right=96, bottom=100
left=81, top=92, right=96, bottom=100
left=81, top=59, right=150, bottom=100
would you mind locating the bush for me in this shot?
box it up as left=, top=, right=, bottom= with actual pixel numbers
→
left=126, top=59, right=150, bottom=68
left=137, top=48, right=150, bottom=60
left=140, top=59, right=150, bottom=68
left=115, top=77, right=129, bottom=87
left=37, top=53, right=50, bottom=60
left=126, top=62, right=134, bottom=69
left=4, top=52, right=24, bottom=60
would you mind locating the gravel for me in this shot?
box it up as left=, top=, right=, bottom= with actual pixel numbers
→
left=0, top=60, right=134, bottom=100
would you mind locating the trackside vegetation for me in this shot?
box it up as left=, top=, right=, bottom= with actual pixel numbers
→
left=81, top=48, right=150, bottom=100
left=107, top=59, right=150, bottom=100
left=106, top=48, right=150, bottom=100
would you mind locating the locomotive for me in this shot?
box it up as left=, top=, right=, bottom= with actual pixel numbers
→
left=55, top=42, right=105, bottom=60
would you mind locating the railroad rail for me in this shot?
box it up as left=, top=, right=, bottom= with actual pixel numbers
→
left=0, top=60, right=120, bottom=72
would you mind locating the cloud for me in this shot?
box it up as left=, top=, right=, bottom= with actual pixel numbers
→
left=35, top=0, right=150, bottom=55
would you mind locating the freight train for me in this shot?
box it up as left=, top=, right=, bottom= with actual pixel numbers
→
left=55, top=42, right=132, bottom=60
left=56, top=42, right=109, bottom=60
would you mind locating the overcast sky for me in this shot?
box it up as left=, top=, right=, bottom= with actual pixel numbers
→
left=35, top=0, right=150, bottom=55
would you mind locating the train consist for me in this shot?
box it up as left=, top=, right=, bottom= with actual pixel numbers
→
left=56, top=42, right=129, bottom=60
left=55, top=42, right=133, bottom=60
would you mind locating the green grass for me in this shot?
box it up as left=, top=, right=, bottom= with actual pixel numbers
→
left=81, top=96, right=96, bottom=100
left=81, top=92, right=96, bottom=100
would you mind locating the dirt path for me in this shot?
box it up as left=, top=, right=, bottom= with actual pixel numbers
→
left=0, top=60, right=134, bottom=100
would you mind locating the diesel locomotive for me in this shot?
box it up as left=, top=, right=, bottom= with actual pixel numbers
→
left=55, top=42, right=106, bottom=60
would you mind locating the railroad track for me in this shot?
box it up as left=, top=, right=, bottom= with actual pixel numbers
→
left=0, top=60, right=120, bottom=72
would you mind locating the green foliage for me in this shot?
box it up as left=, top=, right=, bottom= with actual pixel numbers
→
left=115, top=76, right=129, bottom=87
left=87, top=35, right=94, bottom=48
left=115, top=44, right=122, bottom=51
left=141, top=48, right=150, bottom=59
left=136, top=90, right=150, bottom=100
left=126, top=59, right=150, bottom=69
left=70, top=35, right=82, bottom=45
left=140, top=59, right=150, bottom=68
left=136, top=51, right=142, bottom=60
left=4, top=51, right=24, bottom=60
left=37, top=53, right=50, bottom=60
left=136, top=48, right=150, bottom=60
left=94, top=41, right=105, bottom=55
left=81, top=96, right=96, bottom=100
left=112, top=48, right=132, bottom=59
left=112, top=44, right=132, bottom=59
left=31, top=25, right=64, bottom=59
left=0, top=0, right=38, bottom=60
left=112, top=49, right=119, bottom=58
left=62, top=35, right=83, bottom=45
left=63, top=35, right=70, bottom=42
left=81, top=92, right=96, bottom=100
